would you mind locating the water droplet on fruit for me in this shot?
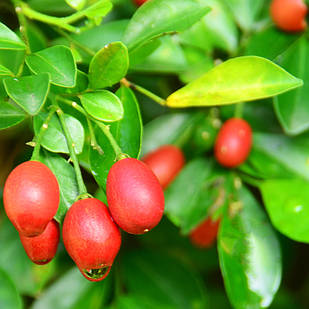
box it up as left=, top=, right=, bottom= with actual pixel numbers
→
left=82, top=266, right=110, bottom=280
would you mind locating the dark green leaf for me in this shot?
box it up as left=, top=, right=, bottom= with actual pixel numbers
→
left=26, top=46, right=77, bottom=87
left=34, top=112, right=85, bottom=154
left=4, top=74, right=50, bottom=115
left=0, top=22, right=26, bottom=50
left=123, top=0, right=210, bottom=51
left=261, top=178, right=309, bottom=243
left=40, top=151, right=79, bottom=223
left=80, top=90, right=124, bottom=122
left=167, top=56, right=303, bottom=107
left=218, top=187, right=281, bottom=309
left=115, top=295, right=165, bottom=309
left=0, top=101, right=26, bottom=130
left=122, top=250, right=208, bottom=309
left=89, top=42, right=129, bottom=89
left=0, top=268, right=22, bottom=309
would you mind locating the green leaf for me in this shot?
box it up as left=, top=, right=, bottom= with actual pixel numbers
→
left=123, top=0, right=210, bottom=51
left=26, top=23, right=47, bottom=52
left=245, top=26, right=300, bottom=60
left=26, top=46, right=77, bottom=87
left=83, top=0, right=113, bottom=25
left=0, top=101, right=26, bottom=130
left=4, top=74, right=50, bottom=115
left=0, top=65, right=13, bottom=76
left=115, top=295, right=168, bottom=309
left=31, top=267, right=111, bottom=309
left=0, top=49, right=25, bottom=75
left=80, top=90, right=124, bottom=122
left=65, top=0, right=87, bottom=10
left=0, top=268, right=22, bottom=309
left=33, top=112, right=85, bottom=154
left=122, top=250, right=208, bottom=309
left=40, top=151, right=79, bottom=223
left=167, top=56, right=303, bottom=107
left=274, top=37, right=309, bottom=135
left=218, top=187, right=281, bottom=309
left=261, top=178, right=309, bottom=243
left=0, top=22, right=26, bottom=50
left=89, top=88, right=141, bottom=189
left=89, top=42, right=129, bottom=89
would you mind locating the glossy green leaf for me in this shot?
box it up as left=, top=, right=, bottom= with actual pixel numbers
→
left=52, top=70, right=88, bottom=94
left=0, top=268, right=22, bottom=309
left=26, top=46, right=77, bottom=87
left=0, top=101, right=26, bottom=130
left=26, top=23, right=47, bottom=52
left=167, top=56, right=303, bottom=107
left=252, top=132, right=309, bottom=181
left=83, top=0, right=113, bottom=25
left=90, top=88, right=141, bottom=189
left=0, top=65, right=13, bottom=76
left=274, top=37, right=309, bottom=135
left=218, top=187, right=281, bottom=309
left=142, top=111, right=200, bottom=156
left=80, top=90, right=123, bottom=122
left=0, top=49, right=25, bottom=75
left=4, top=74, right=50, bottom=115
left=89, top=42, right=129, bottom=89
left=0, top=22, right=26, bottom=50
left=123, top=0, right=210, bottom=51
left=261, top=178, right=309, bottom=243
left=40, top=151, right=79, bottom=223
left=65, top=0, right=86, bottom=10
left=31, top=267, right=111, bottom=309
left=115, top=295, right=164, bottom=309
left=122, top=250, right=208, bottom=309
left=34, top=112, right=85, bottom=154
left=245, top=26, right=300, bottom=60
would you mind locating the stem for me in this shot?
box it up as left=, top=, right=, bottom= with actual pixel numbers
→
left=53, top=102, right=87, bottom=195
left=54, top=28, right=95, bottom=56
left=121, top=78, right=166, bottom=106
left=86, top=117, right=103, bottom=154
left=239, top=173, right=263, bottom=188
left=31, top=107, right=57, bottom=161
left=234, top=102, right=244, bottom=118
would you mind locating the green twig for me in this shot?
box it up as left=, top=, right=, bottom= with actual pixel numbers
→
left=31, top=107, right=57, bottom=161
left=234, top=102, right=244, bottom=118
left=121, top=78, right=166, bottom=106
left=53, top=102, right=87, bottom=195
left=239, top=173, right=263, bottom=188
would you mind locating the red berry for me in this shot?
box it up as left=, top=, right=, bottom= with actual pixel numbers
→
left=142, top=145, right=185, bottom=189
left=19, top=219, right=60, bottom=265
left=62, top=198, right=121, bottom=282
left=106, top=158, right=165, bottom=235
left=214, top=118, right=252, bottom=168
left=3, top=161, right=60, bottom=237
left=134, top=0, right=148, bottom=6
left=270, top=0, right=307, bottom=32
left=190, top=218, right=220, bottom=248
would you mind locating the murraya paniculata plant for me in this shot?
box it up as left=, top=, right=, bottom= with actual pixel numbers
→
left=0, top=0, right=309, bottom=308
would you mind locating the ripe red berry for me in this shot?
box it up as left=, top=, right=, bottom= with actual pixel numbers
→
left=134, top=0, right=148, bottom=6
left=106, top=158, right=165, bottom=235
left=214, top=118, right=252, bottom=168
left=142, top=145, right=185, bottom=189
left=19, top=219, right=60, bottom=265
left=62, top=198, right=121, bottom=282
left=270, top=0, right=307, bottom=32
left=190, top=218, right=220, bottom=248
left=3, top=161, right=60, bottom=237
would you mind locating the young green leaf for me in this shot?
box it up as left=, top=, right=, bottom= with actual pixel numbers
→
left=89, top=42, right=129, bottom=89
left=25, top=46, right=77, bottom=87
left=83, top=0, right=113, bottom=25
left=167, top=56, right=303, bottom=107
left=274, top=37, right=309, bottom=135
left=0, top=22, right=26, bottom=50
left=0, top=101, right=26, bottom=130
left=123, top=0, right=210, bottom=51
left=80, top=90, right=123, bottom=122
left=40, top=151, right=79, bottom=223
left=261, top=178, right=309, bottom=243
left=4, top=74, right=50, bottom=115
left=34, top=112, right=85, bottom=154
left=218, top=187, right=281, bottom=309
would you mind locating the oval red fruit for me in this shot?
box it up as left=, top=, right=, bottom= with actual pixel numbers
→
left=270, top=0, right=307, bottom=32
left=190, top=218, right=220, bottom=248
left=134, top=0, right=148, bottom=6
left=142, top=145, right=185, bottom=189
left=106, top=158, right=165, bottom=235
left=19, top=219, right=60, bottom=265
left=62, top=198, right=121, bottom=282
left=214, top=118, right=252, bottom=168
left=3, top=161, right=60, bottom=237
